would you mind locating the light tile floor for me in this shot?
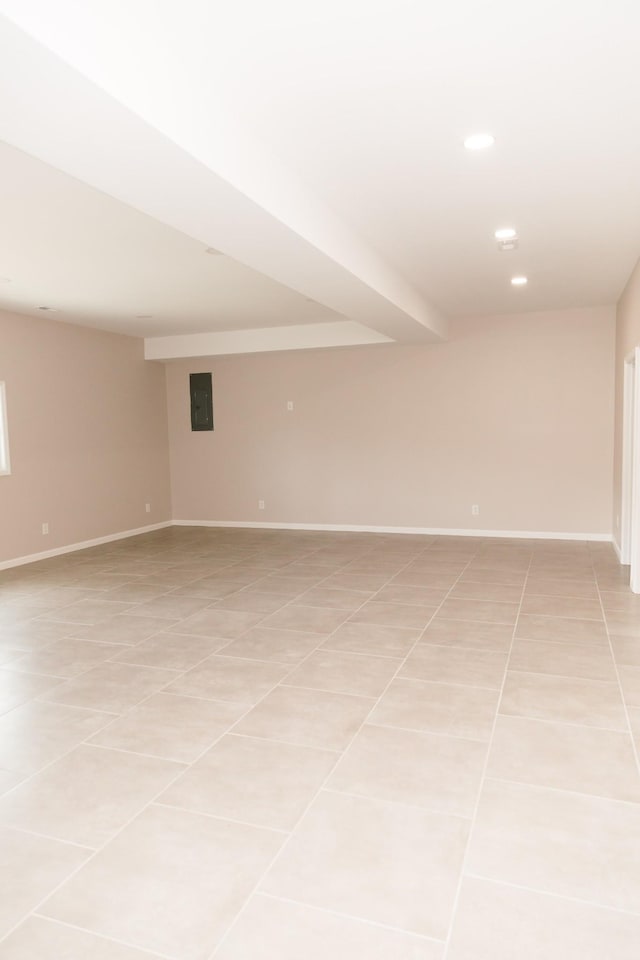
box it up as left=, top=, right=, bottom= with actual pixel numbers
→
left=0, top=528, right=639, bottom=958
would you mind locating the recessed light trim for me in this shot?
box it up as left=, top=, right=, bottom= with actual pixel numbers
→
left=495, top=227, right=517, bottom=240
left=464, top=132, right=495, bottom=151
left=511, top=276, right=528, bottom=286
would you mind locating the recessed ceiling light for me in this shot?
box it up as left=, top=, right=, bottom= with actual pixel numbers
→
left=511, top=276, right=528, bottom=286
left=464, top=132, right=495, bottom=151
left=37, top=305, right=58, bottom=311
left=495, top=227, right=517, bottom=240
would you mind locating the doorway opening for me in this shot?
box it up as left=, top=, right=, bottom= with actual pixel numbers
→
left=621, top=347, right=640, bottom=592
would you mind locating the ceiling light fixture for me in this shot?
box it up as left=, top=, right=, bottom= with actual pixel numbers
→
left=495, top=228, right=517, bottom=240
left=464, top=132, right=495, bottom=150
left=511, top=276, right=528, bottom=286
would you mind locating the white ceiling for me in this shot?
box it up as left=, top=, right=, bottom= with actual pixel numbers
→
left=0, top=0, right=639, bottom=353
left=0, top=140, right=343, bottom=337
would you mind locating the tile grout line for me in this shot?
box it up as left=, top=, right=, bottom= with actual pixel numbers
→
left=257, top=889, right=447, bottom=945
left=441, top=544, right=533, bottom=958
left=0, top=535, right=435, bottom=954
left=0, top=539, right=366, bottom=951
left=592, top=550, right=640, bottom=779
left=462, top=870, right=640, bottom=919
left=206, top=536, right=483, bottom=958
left=3, top=534, right=633, bottom=955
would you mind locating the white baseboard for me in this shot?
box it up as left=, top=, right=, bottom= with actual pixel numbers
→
left=0, top=521, right=173, bottom=571
left=172, top=519, right=613, bottom=542
left=1, top=519, right=614, bottom=572
left=612, top=538, right=626, bottom=563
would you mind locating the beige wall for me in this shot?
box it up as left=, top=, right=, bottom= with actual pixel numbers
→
left=0, top=309, right=171, bottom=564
left=166, top=307, right=615, bottom=536
left=613, top=255, right=640, bottom=548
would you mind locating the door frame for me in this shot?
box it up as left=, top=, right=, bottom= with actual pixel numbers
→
left=621, top=347, right=640, bottom=591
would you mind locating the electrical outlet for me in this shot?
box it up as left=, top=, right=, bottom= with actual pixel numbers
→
left=258, top=500, right=265, bottom=510
left=471, top=505, right=480, bottom=516
left=145, top=503, right=151, bottom=513
left=287, top=400, right=294, bottom=411
left=41, top=522, right=49, bottom=535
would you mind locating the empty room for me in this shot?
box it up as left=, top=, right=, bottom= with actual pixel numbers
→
left=1, top=1, right=640, bottom=958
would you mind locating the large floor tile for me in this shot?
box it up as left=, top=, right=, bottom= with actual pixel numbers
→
left=41, top=662, right=178, bottom=714
left=520, top=595, right=603, bottom=620
left=0, top=618, right=74, bottom=651
left=259, top=605, right=349, bottom=634
left=436, top=597, right=519, bottom=625
left=217, top=626, right=322, bottom=664
left=349, top=601, right=438, bottom=630
left=127, top=595, right=212, bottom=620
left=67, top=615, right=170, bottom=645
left=487, top=715, right=640, bottom=801
left=0, top=668, right=63, bottom=715
left=234, top=684, right=374, bottom=750
left=604, top=612, right=640, bottom=637
left=449, top=581, right=523, bottom=603
left=0, top=744, right=183, bottom=847
left=89, top=693, right=246, bottom=762
left=369, top=678, right=498, bottom=740
left=466, top=779, right=640, bottom=912
left=173, top=607, right=266, bottom=639
left=10, top=637, right=124, bottom=679
left=525, top=577, right=599, bottom=599
left=161, top=733, right=338, bottom=829
left=292, top=585, right=373, bottom=610
left=41, top=803, right=283, bottom=960
left=329, top=723, right=486, bottom=816
left=509, top=638, right=616, bottom=681
left=283, top=649, right=399, bottom=697
left=45, top=598, right=134, bottom=625
left=0, top=826, right=90, bottom=938
left=400, top=645, right=507, bottom=689
left=215, top=893, right=444, bottom=959
left=499, top=671, right=627, bottom=730
left=112, top=630, right=224, bottom=670
left=261, top=790, right=469, bottom=940
left=447, top=876, right=640, bottom=960
left=373, top=583, right=449, bottom=606
left=610, top=635, right=640, bottom=666
left=618, top=664, right=640, bottom=706
left=164, top=655, right=290, bottom=704
left=322, top=621, right=418, bottom=657
left=0, top=916, right=166, bottom=959
left=456, top=568, right=525, bottom=586
left=325, top=572, right=394, bottom=591
left=0, top=699, right=111, bottom=775
left=212, top=590, right=287, bottom=614
left=420, top=619, right=513, bottom=651
left=515, top=614, right=608, bottom=645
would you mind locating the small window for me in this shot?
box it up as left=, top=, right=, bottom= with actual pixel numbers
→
left=0, top=382, right=11, bottom=476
